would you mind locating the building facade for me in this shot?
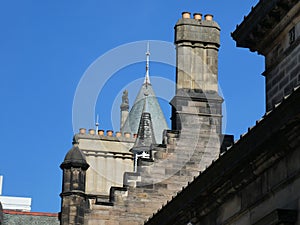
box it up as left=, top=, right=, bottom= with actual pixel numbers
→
left=60, top=0, right=300, bottom=224
left=146, top=0, right=300, bottom=224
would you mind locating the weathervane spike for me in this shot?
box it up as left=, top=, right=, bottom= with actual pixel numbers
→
left=95, top=114, right=99, bottom=133
left=144, top=42, right=151, bottom=85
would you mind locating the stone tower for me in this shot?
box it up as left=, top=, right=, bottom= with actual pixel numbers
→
left=60, top=144, right=89, bottom=225
left=171, top=12, right=223, bottom=134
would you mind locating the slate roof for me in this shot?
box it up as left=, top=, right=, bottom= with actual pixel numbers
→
left=2, top=210, right=59, bottom=225
left=60, top=145, right=89, bottom=169
left=121, top=82, right=169, bottom=144
left=132, top=112, right=156, bottom=153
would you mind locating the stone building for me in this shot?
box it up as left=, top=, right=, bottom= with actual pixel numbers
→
left=145, top=0, right=300, bottom=224
left=60, top=11, right=223, bottom=225
left=59, top=0, right=300, bottom=224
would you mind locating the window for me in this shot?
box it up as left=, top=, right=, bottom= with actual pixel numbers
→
left=289, top=27, right=295, bottom=44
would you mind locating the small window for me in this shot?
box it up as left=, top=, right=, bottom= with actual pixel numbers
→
left=289, top=27, right=295, bottom=44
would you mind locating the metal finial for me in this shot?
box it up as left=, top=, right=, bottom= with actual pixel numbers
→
left=95, top=114, right=99, bottom=133
left=144, top=42, right=151, bottom=85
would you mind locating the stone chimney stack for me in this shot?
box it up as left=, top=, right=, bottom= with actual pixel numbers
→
left=171, top=12, right=223, bottom=133
left=174, top=12, right=220, bottom=93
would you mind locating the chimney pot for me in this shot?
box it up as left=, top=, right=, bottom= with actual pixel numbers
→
left=193, top=13, right=202, bottom=20
left=205, top=14, right=213, bottom=21
left=79, top=128, right=86, bottom=134
left=124, top=132, right=131, bottom=138
left=182, top=12, right=191, bottom=19
left=98, top=129, right=104, bottom=136
left=116, top=131, right=122, bottom=137
left=107, top=130, right=113, bottom=137
left=89, top=129, right=95, bottom=135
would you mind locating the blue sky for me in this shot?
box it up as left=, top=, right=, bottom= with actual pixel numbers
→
left=0, top=0, right=264, bottom=213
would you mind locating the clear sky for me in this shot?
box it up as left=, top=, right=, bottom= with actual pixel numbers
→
left=0, top=0, right=264, bottom=213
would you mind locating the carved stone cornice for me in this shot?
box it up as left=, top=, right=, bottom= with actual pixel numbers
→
left=232, top=0, right=299, bottom=54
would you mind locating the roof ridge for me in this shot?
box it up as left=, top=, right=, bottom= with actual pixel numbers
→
left=3, top=210, right=58, bottom=217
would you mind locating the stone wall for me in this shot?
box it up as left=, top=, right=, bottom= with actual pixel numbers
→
left=84, top=128, right=221, bottom=225
left=265, top=43, right=300, bottom=110
left=202, top=139, right=300, bottom=225
left=144, top=86, right=300, bottom=225
left=262, top=3, right=300, bottom=111
left=231, top=0, right=300, bottom=112
left=265, top=18, right=300, bottom=111
left=76, top=134, right=134, bottom=196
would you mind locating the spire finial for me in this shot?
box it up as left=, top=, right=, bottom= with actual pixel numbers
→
left=95, top=114, right=99, bottom=133
left=144, top=42, right=151, bottom=85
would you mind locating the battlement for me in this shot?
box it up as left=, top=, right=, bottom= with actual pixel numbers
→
left=70, top=128, right=135, bottom=196
left=76, top=128, right=137, bottom=143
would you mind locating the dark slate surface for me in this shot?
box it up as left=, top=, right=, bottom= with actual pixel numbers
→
left=3, top=212, right=59, bottom=225
left=60, top=145, right=89, bottom=169
left=121, top=83, right=169, bottom=144
left=132, top=112, right=156, bottom=153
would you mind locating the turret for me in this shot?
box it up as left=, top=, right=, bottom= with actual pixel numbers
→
left=60, top=143, right=89, bottom=225
left=120, top=90, right=129, bottom=129
left=131, top=111, right=156, bottom=172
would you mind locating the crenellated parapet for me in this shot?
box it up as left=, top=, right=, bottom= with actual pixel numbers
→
left=77, top=127, right=137, bottom=141
left=60, top=145, right=89, bottom=225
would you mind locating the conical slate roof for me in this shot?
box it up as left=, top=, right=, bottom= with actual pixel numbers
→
left=121, top=83, right=169, bottom=144
left=60, top=145, right=89, bottom=170
left=132, top=112, right=156, bottom=153
left=122, top=44, right=169, bottom=143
